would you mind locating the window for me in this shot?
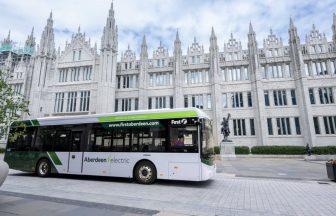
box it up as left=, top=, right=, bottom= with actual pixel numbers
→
left=291, top=89, right=297, bottom=105
left=233, top=119, right=246, bottom=136
left=330, top=60, right=336, bottom=74
left=78, top=50, right=81, bottom=60
left=304, top=63, right=309, bottom=76
left=276, top=117, right=291, bottom=135
left=273, top=90, right=287, bottom=106
left=149, top=72, right=172, bottom=87
left=294, top=117, right=301, bottom=135
left=206, top=94, right=211, bottom=109
left=54, top=92, right=65, bottom=113
left=148, top=98, right=152, bottom=109
left=267, top=118, right=273, bottom=135
left=264, top=91, right=270, bottom=106
left=169, top=96, right=173, bottom=109
left=250, top=119, right=255, bottom=136
left=67, top=92, right=77, bottom=112
left=309, top=88, right=315, bottom=104
left=115, top=99, right=118, bottom=112
left=323, top=116, right=336, bottom=134
left=222, top=67, right=248, bottom=82
left=313, top=117, right=320, bottom=134
left=7, top=127, right=36, bottom=151
left=247, top=92, right=252, bottom=107
left=231, top=92, right=243, bottom=108
left=184, top=96, right=188, bottom=108
left=191, top=94, right=203, bottom=109
left=135, top=98, right=139, bottom=110
left=79, top=91, right=90, bottom=112
left=319, top=88, right=334, bottom=104
left=222, top=93, right=227, bottom=108
left=148, top=96, right=170, bottom=109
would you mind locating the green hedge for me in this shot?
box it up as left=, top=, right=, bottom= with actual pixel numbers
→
left=213, top=146, right=250, bottom=154
left=235, top=146, right=250, bottom=154
left=214, top=146, right=220, bottom=154
left=0, top=148, right=5, bottom=153
left=311, top=146, right=336, bottom=155
left=251, top=146, right=306, bottom=155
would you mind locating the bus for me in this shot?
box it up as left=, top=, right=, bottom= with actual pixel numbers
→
left=4, top=108, right=216, bottom=184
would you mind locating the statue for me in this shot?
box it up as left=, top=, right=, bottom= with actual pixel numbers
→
left=221, top=113, right=231, bottom=142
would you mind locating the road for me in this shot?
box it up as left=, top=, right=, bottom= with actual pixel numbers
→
left=1, top=157, right=336, bottom=215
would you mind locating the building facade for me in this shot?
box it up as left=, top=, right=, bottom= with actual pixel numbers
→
left=1, top=3, right=336, bottom=148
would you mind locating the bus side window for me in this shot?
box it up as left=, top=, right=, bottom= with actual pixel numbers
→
left=54, top=130, right=71, bottom=152
left=7, top=127, right=36, bottom=151
left=35, top=127, right=56, bottom=151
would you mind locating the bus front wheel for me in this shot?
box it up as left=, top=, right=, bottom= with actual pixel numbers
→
left=134, top=161, right=156, bottom=184
left=36, top=159, right=51, bottom=177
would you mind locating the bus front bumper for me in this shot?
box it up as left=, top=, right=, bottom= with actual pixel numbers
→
left=201, top=162, right=216, bottom=181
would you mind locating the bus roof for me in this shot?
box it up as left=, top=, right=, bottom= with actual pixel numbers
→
left=15, top=108, right=211, bottom=127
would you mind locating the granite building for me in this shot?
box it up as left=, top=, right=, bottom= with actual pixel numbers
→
left=1, top=3, right=336, bottom=148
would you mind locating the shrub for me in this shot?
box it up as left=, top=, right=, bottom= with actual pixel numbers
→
left=235, top=146, right=250, bottom=154
left=251, top=146, right=306, bottom=155
left=214, top=146, right=220, bottom=154
left=0, top=148, right=5, bottom=153
left=311, top=146, right=336, bottom=155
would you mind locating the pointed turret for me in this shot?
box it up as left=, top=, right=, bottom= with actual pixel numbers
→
left=248, top=22, right=257, bottom=50
left=2, top=30, right=12, bottom=44
left=174, top=30, right=182, bottom=55
left=140, top=35, right=148, bottom=59
left=25, top=27, right=36, bottom=50
left=101, top=1, right=117, bottom=51
left=289, top=17, right=299, bottom=44
left=39, top=11, right=55, bottom=56
left=5, top=51, right=12, bottom=69
left=209, top=26, right=218, bottom=51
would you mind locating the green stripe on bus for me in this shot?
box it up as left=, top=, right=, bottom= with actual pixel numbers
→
left=97, top=111, right=198, bottom=122
left=31, top=119, right=40, bottom=126
left=48, top=152, right=62, bottom=166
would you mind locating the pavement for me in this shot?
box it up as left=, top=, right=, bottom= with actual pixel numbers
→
left=0, top=154, right=336, bottom=216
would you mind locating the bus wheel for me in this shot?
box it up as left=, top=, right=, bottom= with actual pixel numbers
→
left=36, top=159, right=51, bottom=177
left=134, top=161, right=156, bottom=184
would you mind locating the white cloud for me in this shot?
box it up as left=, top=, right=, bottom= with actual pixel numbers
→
left=0, top=0, right=335, bottom=59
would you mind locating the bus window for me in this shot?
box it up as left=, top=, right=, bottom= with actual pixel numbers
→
left=54, top=130, right=71, bottom=151
left=35, top=127, right=56, bottom=151
left=7, top=127, right=36, bottom=151
left=169, top=126, right=198, bottom=153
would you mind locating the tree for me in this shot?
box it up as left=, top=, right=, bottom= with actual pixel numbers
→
left=0, top=69, right=29, bottom=140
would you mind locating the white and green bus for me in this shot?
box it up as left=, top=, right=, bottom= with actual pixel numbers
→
left=4, top=108, right=216, bottom=184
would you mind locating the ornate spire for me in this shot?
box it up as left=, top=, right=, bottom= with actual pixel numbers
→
left=25, top=27, right=36, bottom=49
left=2, top=30, right=12, bottom=44
left=39, top=12, right=55, bottom=56
left=289, top=17, right=299, bottom=44
left=140, top=35, right=148, bottom=59
left=101, top=1, right=117, bottom=51
left=174, top=29, right=181, bottom=55
left=209, top=27, right=218, bottom=51
left=249, top=21, right=254, bottom=34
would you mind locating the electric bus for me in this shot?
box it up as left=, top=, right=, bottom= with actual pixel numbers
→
left=4, top=108, right=216, bottom=184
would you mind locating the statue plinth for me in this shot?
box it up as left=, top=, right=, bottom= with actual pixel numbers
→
left=220, top=141, right=236, bottom=161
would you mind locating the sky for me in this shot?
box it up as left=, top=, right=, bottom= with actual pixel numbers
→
left=0, top=0, right=335, bottom=58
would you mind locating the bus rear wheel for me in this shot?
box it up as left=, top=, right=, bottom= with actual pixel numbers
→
left=36, top=159, right=51, bottom=177
left=134, top=161, right=156, bottom=184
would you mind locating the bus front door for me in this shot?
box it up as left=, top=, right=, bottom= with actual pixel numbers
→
left=68, top=131, right=83, bottom=174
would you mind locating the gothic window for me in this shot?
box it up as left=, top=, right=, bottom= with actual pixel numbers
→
left=323, top=116, right=336, bottom=135
left=247, top=92, right=252, bottom=107
left=330, top=60, right=336, bottom=74
left=231, top=92, right=243, bottom=108
left=184, top=96, right=188, bottom=108
left=264, top=90, right=270, bottom=106
left=79, top=91, right=90, bottom=112
left=276, top=117, right=291, bottom=135
left=318, top=87, right=334, bottom=104
left=250, top=119, right=255, bottom=136
left=78, top=50, right=81, bottom=61
left=233, top=119, right=246, bottom=136
left=54, top=92, right=64, bottom=113
left=222, top=93, right=227, bottom=108
left=66, top=92, right=77, bottom=112
left=309, top=88, right=315, bottom=104
left=115, top=99, right=118, bottom=112
left=291, top=89, right=297, bottom=105
left=73, top=51, right=76, bottom=61
left=191, top=94, right=203, bottom=109
left=313, top=117, right=320, bottom=134
left=273, top=90, right=287, bottom=106
left=267, top=118, right=273, bottom=135
left=207, top=94, right=211, bottom=109
left=294, top=117, right=301, bottom=135
left=304, top=63, right=309, bottom=76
